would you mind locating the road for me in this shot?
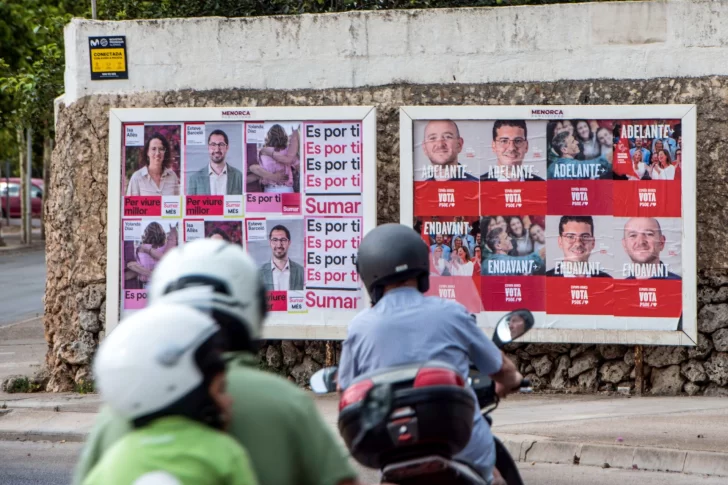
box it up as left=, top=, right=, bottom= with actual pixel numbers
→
left=0, top=441, right=80, bottom=485
left=0, top=249, right=46, bottom=326
left=0, top=440, right=722, bottom=485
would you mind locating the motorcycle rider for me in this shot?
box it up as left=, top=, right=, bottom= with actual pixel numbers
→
left=337, top=223, right=524, bottom=485
left=73, top=238, right=364, bottom=485
left=83, top=302, right=259, bottom=485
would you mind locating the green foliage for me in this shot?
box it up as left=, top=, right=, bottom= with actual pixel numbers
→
left=3, top=376, right=43, bottom=393
left=75, top=378, right=96, bottom=394
left=0, top=1, right=87, bottom=172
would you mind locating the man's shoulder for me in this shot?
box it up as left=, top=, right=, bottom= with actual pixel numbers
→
left=289, top=259, right=304, bottom=270
left=189, top=166, right=207, bottom=181
left=228, top=358, right=306, bottom=393
left=227, top=362, right=317, bottom=413
left=545, top=268, right=559, bottom=277
left=258, top=261, right=271, bottom=271
left=421, top=293, right=472, bottom=317
left=226, top=163, right=243, bottom=176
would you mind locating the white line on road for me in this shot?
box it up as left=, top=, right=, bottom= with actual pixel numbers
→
left=0, top=315, right=43, bottom=329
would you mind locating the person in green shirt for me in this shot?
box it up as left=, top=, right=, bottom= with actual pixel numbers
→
left=84, top=301, right=259, bottom=485
left=73, top=238, right=362, bottom=485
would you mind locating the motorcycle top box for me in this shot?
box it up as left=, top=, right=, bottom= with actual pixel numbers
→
left=337, top=360, right=476, bottom=470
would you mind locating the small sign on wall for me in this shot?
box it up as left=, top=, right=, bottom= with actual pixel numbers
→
left=89, top=36, right=128, bottom=80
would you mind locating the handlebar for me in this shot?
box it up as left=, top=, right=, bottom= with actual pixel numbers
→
left=519, top=378, right=533, bottom=393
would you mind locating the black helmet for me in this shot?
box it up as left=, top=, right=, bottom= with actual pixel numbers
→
left=356, top=223, right=430, bottom=304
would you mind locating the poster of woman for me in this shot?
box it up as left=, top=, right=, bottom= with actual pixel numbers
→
left=122, top=219, right=180, bottom=309
left=124, top=125, right=182, bottom=197
left=245, top=122, right=302, bottom=213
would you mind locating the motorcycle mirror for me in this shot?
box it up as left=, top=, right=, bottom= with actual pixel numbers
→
left=310, top=366, right=339, bottom=394
left=492, top=309, right=535, bottom=348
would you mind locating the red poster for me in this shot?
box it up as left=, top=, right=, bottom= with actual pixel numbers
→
left=281, top=193, right=302, bottom=215
left=426, top=276, right=483, bottom=313
left=266, top=291, right=288, bottom=312
left=546, top=278, right=614, bottom=315
left=546, top=180, right=613, bottom=215
left=185, top=195, right=225, bottom=216
left=124, top=196, right=162, bottom=217
left=613, top=180, right=682, bottom=217
left=480, top=181, right=547, bottom=215
left=481, top=276, right=546, bottom=312
left=612, top=136, right=633, bottom=179
left=414, top=181, right=479, bottom=216
left=614, top=280, right=682, bottom=317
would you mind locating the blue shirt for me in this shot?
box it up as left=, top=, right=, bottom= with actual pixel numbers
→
left=338, top=287, right=503, bottom=480
left=629, top=147, right=652, bottom=166
left=430, top=243, right=452, bottom=260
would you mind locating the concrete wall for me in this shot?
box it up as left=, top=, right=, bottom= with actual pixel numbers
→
left=65, top=0, right=728, bottom=104
left=44, top=0, right=728, bottom=394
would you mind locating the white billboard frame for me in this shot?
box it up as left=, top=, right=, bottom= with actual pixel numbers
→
left=399, top=104, right=697, bottom=347
left=106, top=106, right=377, bottom=339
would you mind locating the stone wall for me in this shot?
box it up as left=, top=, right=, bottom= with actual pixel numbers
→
left=45, top=77, right=728, bottom=393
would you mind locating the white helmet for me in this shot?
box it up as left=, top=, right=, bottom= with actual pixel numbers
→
left=147, top=238, right=267, bottom=352
left=93, top=302, right=227, bottom=427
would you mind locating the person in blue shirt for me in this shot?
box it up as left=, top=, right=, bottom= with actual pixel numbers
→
left=629, top=138, right=652, bottom=166
left=338, top=223, right=524, bottom=485
left=430, top=233, right=452, bottom=260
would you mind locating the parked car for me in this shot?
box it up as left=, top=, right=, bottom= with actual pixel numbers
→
left=0, top=178, right=44, bottom=219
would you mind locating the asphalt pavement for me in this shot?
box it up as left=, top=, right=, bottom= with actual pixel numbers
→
left=0, top=317, right=46, bottom=389
left=0, top=249, right=46, bottom=326
left=0, top=441, right=80, bottom=485
left=1, top=440, right=724, bottom=485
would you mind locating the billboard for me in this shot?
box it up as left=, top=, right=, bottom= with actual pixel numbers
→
left=107, top=107, right=377, bottom=339
left=400, top=105, right=696, bottom=346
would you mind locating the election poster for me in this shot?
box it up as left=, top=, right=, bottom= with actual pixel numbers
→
left=121, top=219, right=180, bottom=309
left=184, top=219, right=243, bottom=245
left=123, top=124, right=183, bottom=217
left=401, top=107, right=695, bottom=342
left=108, top=107, right=376, bottom=338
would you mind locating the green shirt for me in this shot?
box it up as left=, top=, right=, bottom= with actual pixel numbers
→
left=73, top=352, right=357, bottom=485
left=82, top=415, right=258, bottom=485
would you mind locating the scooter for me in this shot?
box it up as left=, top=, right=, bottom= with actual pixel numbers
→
left=309, top=308, right=535, bottom=485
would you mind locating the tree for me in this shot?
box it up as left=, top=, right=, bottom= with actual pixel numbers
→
left=0, top=2, right=88, bottom=243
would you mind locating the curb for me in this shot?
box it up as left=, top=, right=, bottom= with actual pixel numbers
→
left=0, top=408, right=96, bottom=444
left=499, top=435, right=728, bottom=478
left=0, top=241, right=45, bottom=256
left=0, top=430, right=87, bottom=443
left=1, top=405, right=728, bottom=478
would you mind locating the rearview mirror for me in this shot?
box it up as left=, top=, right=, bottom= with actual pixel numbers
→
left=310, top=366, right=339, bottom=394
left=492, top=309, right=535, bottom=348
